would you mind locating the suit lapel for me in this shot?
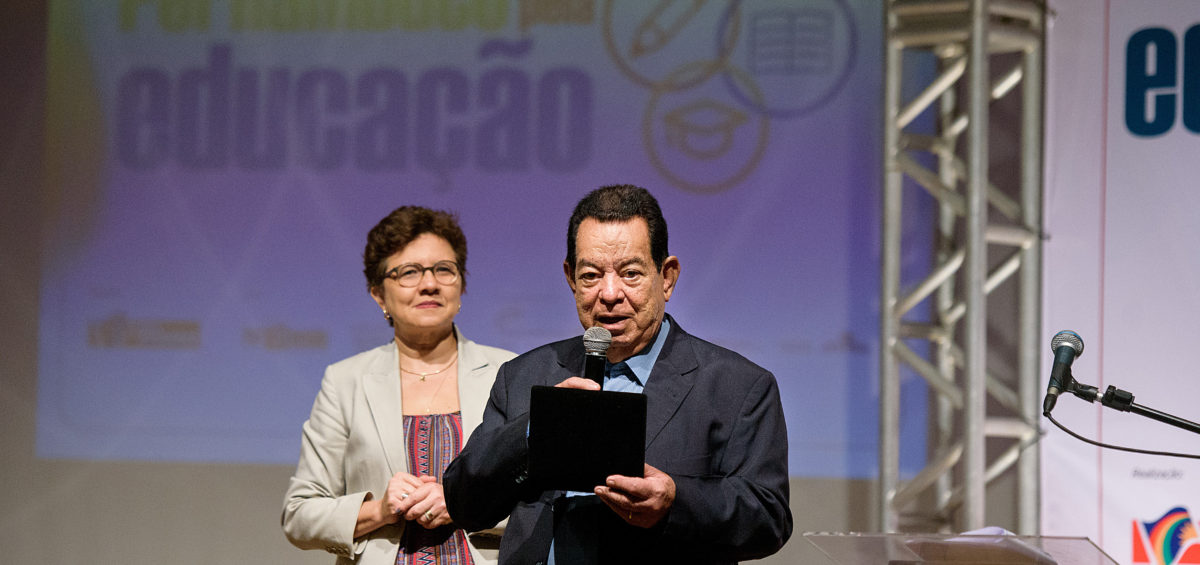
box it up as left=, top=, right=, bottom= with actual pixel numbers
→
left=363, top=343, right=407, bottom=475
left=560, top=342, right=584, bottom=383
left=642, top=320, right=697, bottom=448
left=556, top=319, right=698, bottom=448
left=455, top=328, right=490, bottom=439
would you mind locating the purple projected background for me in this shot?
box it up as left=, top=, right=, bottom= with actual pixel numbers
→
left=38, top=0, right=932, bottom=478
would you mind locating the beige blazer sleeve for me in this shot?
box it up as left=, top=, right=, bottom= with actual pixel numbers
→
left=282, top=328, right=516, bottom=565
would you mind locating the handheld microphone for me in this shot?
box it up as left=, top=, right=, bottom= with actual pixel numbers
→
left=582, top=326, right=612, bottom=387
left=1043, top=330, right=1084, bottom=415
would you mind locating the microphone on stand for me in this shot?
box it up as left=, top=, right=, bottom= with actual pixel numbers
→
left=1038, top=329, right=1200, bottom=447
left=1043, top=330, right=1084, bottom=415
left=582, top=327, right=612, bottom=387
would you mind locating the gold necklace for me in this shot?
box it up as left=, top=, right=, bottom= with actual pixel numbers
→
left=420, top=366, right=453, bottom=414
left=400, top=351, right=458, bottom=382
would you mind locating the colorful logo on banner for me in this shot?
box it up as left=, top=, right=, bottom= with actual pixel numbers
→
left=1133, top=507, right=1200, bottom=565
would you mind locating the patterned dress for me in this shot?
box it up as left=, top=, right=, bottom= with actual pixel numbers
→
left=396, top=412, right=474, bottom=565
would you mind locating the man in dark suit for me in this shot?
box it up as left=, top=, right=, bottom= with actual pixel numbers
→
left=444, top=184, right=792, bottom=564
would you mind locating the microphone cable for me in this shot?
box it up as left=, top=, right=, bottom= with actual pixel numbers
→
left=1044, top=412, right=1200, bottom=460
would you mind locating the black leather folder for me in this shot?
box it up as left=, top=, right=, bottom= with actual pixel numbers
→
left=527, top=385, right=646, bottom=492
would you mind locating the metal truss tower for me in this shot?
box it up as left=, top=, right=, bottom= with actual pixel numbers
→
left=880, top=0, right=1046, bottom=533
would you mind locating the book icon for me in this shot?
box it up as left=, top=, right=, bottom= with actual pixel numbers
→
left=749, top=8, right=835, bottom=76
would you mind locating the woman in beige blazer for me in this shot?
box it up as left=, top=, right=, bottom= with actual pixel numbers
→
left=283, top=206, right=516, bottom=565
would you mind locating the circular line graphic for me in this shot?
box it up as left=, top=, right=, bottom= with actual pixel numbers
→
left=603, top=0, right=744, bottom=93
left=643, top=60, right=770, bottom=194
left=717, top=0, right=858, bottom=119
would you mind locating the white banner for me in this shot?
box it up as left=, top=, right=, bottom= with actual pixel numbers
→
left=1043, top=1, right=1200, bottom=564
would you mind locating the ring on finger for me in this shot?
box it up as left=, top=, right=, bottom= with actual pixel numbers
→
left=423, top=510, right=434, bottom=521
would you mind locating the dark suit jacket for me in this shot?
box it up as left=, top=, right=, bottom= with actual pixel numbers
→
left=444, top=316, right=792, bottom=564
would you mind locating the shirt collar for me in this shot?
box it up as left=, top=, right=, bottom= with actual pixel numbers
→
left=611, top=316, right=670, bottom=386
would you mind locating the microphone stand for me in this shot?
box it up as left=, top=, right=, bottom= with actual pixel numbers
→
left=1064, top=374, right=1200, bottom=436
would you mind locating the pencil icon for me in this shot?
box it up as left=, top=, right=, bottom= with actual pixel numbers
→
left=631, top=0, right=707, bottom=58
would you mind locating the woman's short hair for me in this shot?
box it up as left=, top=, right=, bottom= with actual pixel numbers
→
left=363, top=205, right=468, bottom=292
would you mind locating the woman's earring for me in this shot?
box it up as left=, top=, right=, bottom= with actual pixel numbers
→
left=383, top=310, right=392, bottom=321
